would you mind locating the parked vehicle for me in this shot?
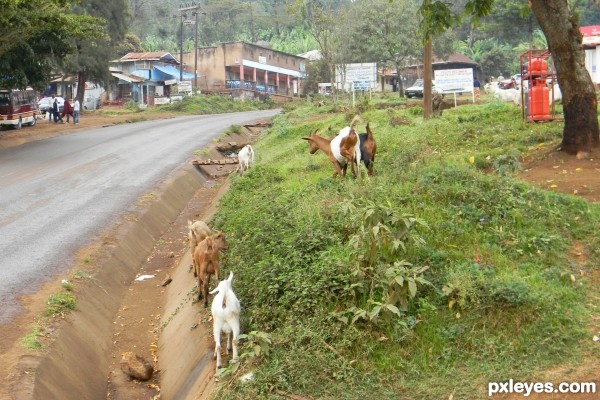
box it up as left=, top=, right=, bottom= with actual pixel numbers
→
left=0, top=89, right=40, bottom=129
left=38, top=96, right=65, bottom=114
left=83, top=96, right=101, bottom=110
left=405, top=79, right=444, bottom=98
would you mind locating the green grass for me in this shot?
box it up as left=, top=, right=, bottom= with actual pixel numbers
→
left=21, top=323, right=43, bottom=350
left=208, top=94, right=599, bottom=399
left=97, top=92, right=275, bottom=117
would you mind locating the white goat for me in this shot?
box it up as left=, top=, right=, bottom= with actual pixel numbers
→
left=210, top=271, right=240, bottom=372
left=237, top=144, right=255, bottom=175
left=188, top=220, right=211, bottom=275
left=549, top=83, right=562, bottom=104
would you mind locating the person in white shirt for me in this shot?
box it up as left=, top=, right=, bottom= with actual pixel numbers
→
left=73, top=99, right=80, bottom=125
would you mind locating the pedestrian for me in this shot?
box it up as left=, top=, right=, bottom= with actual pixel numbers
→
left=474, top=78, right=481, bottom=100
left=61, top=98, right=73, bottom=123
left=47, top=95, right=55, bottom=122
left=73, top=98, right=80, bottom=125
left=52, top=98, right=63, bottom=123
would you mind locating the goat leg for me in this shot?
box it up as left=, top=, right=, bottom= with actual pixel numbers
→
left=203, top=281, right=210, bottom=307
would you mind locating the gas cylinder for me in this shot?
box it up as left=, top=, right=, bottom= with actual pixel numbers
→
left=528, top=79, right=549, bottom=121
left=527, top=57, right=547, bottom=76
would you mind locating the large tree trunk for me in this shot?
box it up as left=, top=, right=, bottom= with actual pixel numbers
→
left=395, top=61, right=405, bottom=97
left=76, top=71, right=86, bottom=105
left=530, top=0, right=599, bottom=155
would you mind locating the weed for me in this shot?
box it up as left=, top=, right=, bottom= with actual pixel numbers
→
left=21, top=323, right=43, bottom=350
left=44, top=292, right=76, bottom=317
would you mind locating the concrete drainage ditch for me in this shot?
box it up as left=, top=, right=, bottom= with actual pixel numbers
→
left=12, top=126, right=265, bottom=400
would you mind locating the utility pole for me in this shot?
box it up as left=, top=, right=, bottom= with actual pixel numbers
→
left=178, top=2, right=201, bottom=84
left=179, top=13, right=184, bottom=82
left=194, top=11, right=198, bottom=88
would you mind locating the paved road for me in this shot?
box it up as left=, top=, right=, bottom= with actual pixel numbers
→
left=0, top=110, right=280, bottom=324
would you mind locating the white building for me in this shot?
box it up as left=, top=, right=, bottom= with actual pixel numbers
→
left=581, top=25, right=600, bottom=86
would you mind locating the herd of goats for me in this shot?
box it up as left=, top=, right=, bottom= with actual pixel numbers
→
left=187, top=116, right=377, bottom=371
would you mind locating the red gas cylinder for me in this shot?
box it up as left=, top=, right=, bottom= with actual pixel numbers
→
left=527, top=57, right=547, bottom=76
left=528, top=80, right=549, bottom=121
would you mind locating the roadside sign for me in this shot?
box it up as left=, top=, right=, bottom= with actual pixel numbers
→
left=434, top=68, right=474, bottom=93
left=353, top=79, right=371, bottom=91
left=178, top=81, right=192, bottom=93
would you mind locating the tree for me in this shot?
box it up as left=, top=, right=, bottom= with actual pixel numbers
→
left=0, top=0, right=105, bottom=90
left=116, top=33, right=145, bottom=57
left=349, top=0, right=422, bottom=97
left=529, top=0, right=599, bottom=155
left=292, top=0, right=350, bottom=99
left=66, top=0, right=129, bottom=103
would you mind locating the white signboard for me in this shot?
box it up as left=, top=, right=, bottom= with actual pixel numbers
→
left=353, top=80, right=371, bottom=91
left=164, top=79, right=177, bottom=86
left=154, top=97, right=170, bottom=105
left=178, top=80, right=192, bottom=93
left=434, top=68, right=474, bottom=93
left=335, top=63, right=377, bottom=91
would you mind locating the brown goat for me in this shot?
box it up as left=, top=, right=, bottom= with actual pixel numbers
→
left=188, top=220, right=211, bottom=276
left=302, top=116, right=361, bottom=177
left=358, top=123, right=377, bottom=176
left=192, top=231, right=229, bottom=307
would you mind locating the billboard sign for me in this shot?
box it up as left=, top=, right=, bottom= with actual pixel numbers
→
left=434, top=68, right=474, bottom=93
left=335, top=63, right=377, bottom=91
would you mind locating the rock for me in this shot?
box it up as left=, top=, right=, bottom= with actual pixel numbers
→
left=120, top=352, right=154, bottom=381
left=161, top=276, right=172, bottom=287
left=576, top=151, right=590, bottom=160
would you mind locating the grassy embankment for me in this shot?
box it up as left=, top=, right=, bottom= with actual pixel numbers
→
left=96, top=94, right=275, bottom=122
left=207, top=93, right=600, bottom=399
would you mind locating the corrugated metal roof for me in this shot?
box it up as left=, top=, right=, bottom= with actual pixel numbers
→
left=120, top=52, right=178, bottom=63
left=111, top=73, right=145, bottom=83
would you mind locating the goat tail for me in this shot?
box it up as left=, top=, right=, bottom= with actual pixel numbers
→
left=366, top=122, right=373, bottom=138
left=350, top=115, right=362, bottom=129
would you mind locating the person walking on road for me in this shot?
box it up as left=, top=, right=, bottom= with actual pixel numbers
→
left=73, top=98, right=80, bottom=125
left=61, top=99, right=73, bottom=124
left=52, top=98, right=63, bottom=123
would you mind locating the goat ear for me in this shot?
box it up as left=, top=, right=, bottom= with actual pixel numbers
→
left=227, top=271, right=234, bottom=282
left=209, top=286, right=220, bottom=295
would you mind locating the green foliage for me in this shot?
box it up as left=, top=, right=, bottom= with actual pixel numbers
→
left=335, top=197, right=431, bottom=325
left=212, top=94, right=600, bottom=399
left=0, top=0, right=105, bottom=89
left=225, top=125, right=243, bottom=135
left=21, top=323, right=43, bottom=350
left=44, top=292, right=76, bottom=317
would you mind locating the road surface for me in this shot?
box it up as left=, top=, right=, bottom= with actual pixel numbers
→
left=0, top=110, right=280, bottom=324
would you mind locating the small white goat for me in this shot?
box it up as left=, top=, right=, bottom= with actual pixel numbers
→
left=188, top=220, right=211, bottom=275
left=237, top=144, right=255, bottom=175
left=210, top=271, right=240, bottom=372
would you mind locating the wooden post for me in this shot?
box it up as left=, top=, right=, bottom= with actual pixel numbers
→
left=423, top=38, right=433, bottom=119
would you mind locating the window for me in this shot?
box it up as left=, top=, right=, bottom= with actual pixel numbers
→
left=135, top=60, right=151, bottom=70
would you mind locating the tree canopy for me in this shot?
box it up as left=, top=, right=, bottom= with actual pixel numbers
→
left=0, top=0, right=105, bottom=90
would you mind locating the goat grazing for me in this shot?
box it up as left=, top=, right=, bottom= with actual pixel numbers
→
left=302, top=116, right=361, bottom=177
left=237, top=144, right=255, bottom=175
left=358, top=122, right=377, bottom=176
left=188, top=220, right=211, bottom=275
left=210, top=271, right=240, bottom=372
left=192, top=231, right=229, bottom=307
